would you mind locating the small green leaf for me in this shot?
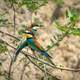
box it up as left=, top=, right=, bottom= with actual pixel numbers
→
left=66, top=9, right=79, bottom=23
left=53, top=0, right=64, bottom=5
left=47, top=45, right=51, bottom=49
left=4, top=0, right=17, bottom=4
left=50, top=39, right=54, bottom=43
left=0, top=40, right=8, bottom=54
left=55, top=22, right=68, bottom=32
left=59, top=64, right=64, bottom=68
left=0, top=61, right=2, bottom=66
left=69, top=28, right=80, bottom=36
left=18, top=29, right=26, bottom=35
left=21, top=0, right=48, bottom=12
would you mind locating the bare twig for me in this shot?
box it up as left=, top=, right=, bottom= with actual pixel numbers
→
left=8, top=59, right=13, bottom=80
left=43, top=56, right=48, bottom=80
left=0, top=30, right=20, bottom=40
left=27, top=56, right=55, bottom=78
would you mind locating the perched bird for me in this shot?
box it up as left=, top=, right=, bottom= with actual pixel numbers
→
left=13, top=30, right=52, bottom=62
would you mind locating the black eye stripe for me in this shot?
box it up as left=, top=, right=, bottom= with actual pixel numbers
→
left=27, top=32, right=32, bottom=34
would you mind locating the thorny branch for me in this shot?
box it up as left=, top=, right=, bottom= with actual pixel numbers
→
left=1, top=30, right=80, bottom=72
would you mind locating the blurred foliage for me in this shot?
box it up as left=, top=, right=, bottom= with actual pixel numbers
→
left=55, top=22, right=68, bottom=32
left=4, top=0, right=18, bottom=4
left=55, top=8, right=80, bottom=36
left=53, top=0, right=64, bottom=5
left=0, top=70, right=14, bottom=80
left=0, top=14, right=8, bottom=27
left=34, top=18, right=44, bottom=27
left=69, top=28, right=80, bottom=36
left=20, top=0, right=64, bottom=12
left=21, top=0, right=48, bottom=12
left=4, top=0, right=64, bottom=13
left=55, top=22, right=80, bottom=36
left=66, top=9, right=80, bottom=25
left=18, top=29, right=26, bottom=35
left=18, top=25, right=27, bottom=35
left=0, top=40, right=8, bottom=54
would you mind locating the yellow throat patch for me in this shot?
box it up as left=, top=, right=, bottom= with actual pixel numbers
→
left=22, top=34, right=33, bottom=39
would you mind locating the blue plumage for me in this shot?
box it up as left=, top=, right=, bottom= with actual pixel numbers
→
left=13, top=33, right=52, bottom=62
left=27, top=38, right=52, bottom=58
left=13, top=39, right=28, bottom=62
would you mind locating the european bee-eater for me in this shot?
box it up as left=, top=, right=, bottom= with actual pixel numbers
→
left=13, top=30, right=52, bottom=62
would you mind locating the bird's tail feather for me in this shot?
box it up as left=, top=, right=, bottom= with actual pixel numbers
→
left=12, top=48, right=21, bottom=62
left=13, top=41, right=28, bottom=62
left=41, top=51, right=52, bottom=58
left=41, top=51, right=56, bottom=66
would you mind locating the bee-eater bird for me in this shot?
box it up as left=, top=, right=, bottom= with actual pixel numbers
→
left=13, top=30, right=52, bottom=62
